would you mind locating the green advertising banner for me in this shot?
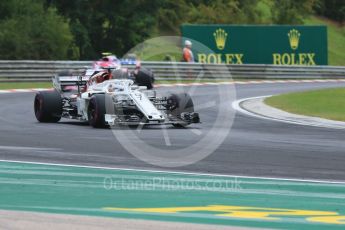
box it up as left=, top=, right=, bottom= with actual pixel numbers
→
left=181, top=25, right=328, bottom=65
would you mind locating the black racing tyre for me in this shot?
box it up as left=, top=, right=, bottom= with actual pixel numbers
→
left=134, top=67, right=154, bottom=89
left=112, top=69, right=129, bottom=79
left=167, top=93, right=194, bottom=127
left=88, top=94, right=106, bottom=128
left=34, top=90, right=62, bottom=123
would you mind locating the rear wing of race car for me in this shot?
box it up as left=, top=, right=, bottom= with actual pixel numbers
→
left=52, top=72, right=91, bottom=93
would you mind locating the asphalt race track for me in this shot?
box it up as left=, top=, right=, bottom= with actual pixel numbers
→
left=1, top=82, right=345, bottom=181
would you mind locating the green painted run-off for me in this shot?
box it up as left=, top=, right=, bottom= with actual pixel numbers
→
left=0, top=161, right=345, bottom=229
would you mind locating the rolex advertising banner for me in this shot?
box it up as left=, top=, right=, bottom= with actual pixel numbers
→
left=181, top=25, right=328, bottom=65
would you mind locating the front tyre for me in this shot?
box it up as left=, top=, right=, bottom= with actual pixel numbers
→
left=134, top=67, right=154, bottom=89
left=34, top=90, right=62, bottom=122
left=88, top=94, right=106, bottom=128
left=167, top=93, right=195, bottom=127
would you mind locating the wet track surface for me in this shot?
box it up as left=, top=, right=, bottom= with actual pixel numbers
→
left=1, top=82, right=345, bottom=181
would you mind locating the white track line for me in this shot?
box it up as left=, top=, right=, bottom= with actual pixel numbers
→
left=232, top=96, right=345, bottom=130
left=0, top=159, right=345, bottom=184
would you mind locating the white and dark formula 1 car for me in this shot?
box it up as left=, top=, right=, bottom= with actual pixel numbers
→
left=34, top=64, right=200, bottom=128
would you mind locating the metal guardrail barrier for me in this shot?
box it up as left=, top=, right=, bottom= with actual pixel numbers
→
left=0, top=60, right=344, bottom=82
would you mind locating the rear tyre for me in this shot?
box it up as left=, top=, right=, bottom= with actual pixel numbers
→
left=88, top=94, right=106, bottom=128
left=112, top=69, right=129, bottom=79
left=167, top=93, right=194, bottom=127
left=34, top=90, right=62, bottom=122
left=134, top=67, right=154, bottom=89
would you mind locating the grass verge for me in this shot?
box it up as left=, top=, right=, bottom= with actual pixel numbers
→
left=0, top=79, right=239, bottom=90
left=304, top=16, right=345, bottom=66
left=265, top=87, right=345, bottom=121
left=0, top=82, right=52, bottom=90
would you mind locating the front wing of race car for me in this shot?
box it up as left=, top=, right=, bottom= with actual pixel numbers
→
left=104, top=112, right=200, bottom=126
left=103, top=88, right=200, bottom=126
